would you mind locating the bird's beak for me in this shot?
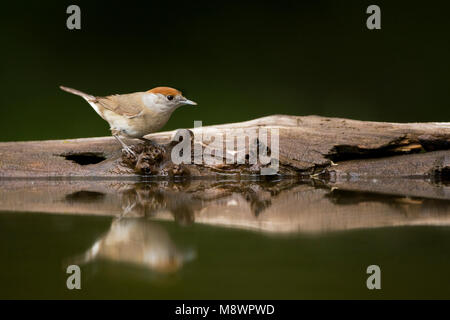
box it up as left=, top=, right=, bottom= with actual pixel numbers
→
left=182, top=98, right=197, bottom=106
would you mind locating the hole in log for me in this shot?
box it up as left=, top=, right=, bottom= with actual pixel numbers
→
left=65, top=190, right=106, bottom=203
left=442, top=167, right=450, bottom=180
left=433, top=166, right=450, bottom=184
left=326, top=143, right=424, bottom=162
left=326, top=189, right=450, bottom=210
left=61, top=152, right=106, bottom=165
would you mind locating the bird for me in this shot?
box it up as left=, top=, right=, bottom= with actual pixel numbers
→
left=60, top=85, right=197, bottom=155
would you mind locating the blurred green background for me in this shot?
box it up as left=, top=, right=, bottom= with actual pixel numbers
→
left=1, top=0, right=449, bottom=142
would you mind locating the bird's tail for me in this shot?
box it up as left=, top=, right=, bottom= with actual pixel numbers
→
left=64, top=240, right=101, bottom=267
left=60, top=85, right=96, bottom=101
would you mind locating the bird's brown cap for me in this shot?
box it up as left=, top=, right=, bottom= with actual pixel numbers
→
left=147, top=87, right=182, bottom=96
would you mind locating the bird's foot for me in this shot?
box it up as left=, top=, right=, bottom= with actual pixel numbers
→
left=122, top=145, right=136, bottom=157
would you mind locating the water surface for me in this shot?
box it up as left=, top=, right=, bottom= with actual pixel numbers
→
left=0, top=178, right=449, bottom=299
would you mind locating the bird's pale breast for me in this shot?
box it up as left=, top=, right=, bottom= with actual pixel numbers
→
left=99, top=93, right=172, bottom=138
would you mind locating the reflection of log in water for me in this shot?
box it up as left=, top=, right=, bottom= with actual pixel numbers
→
left=1, top=178, right=449, bottom=233
left=70, top=218, right=194, bottom=273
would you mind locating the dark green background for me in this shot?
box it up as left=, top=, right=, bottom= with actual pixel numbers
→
left=1, top=0, right=449, bottom=141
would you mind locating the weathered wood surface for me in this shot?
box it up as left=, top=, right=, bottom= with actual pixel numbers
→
left=0, top=115, right=449, bottom=178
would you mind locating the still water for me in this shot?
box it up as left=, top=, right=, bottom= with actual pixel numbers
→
left=0, top=178, right=449, bottom=299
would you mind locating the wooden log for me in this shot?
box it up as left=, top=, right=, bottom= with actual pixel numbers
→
left=0, top=115, right=449, bottom=178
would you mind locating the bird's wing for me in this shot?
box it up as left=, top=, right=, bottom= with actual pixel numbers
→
left=96, top=92, right=144, bottom=118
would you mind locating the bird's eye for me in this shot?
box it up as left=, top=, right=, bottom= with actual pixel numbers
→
left=167, top=95, right=174, bottom=101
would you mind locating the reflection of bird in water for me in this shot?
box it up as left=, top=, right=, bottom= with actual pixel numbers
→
left=113, top=181, right=296, bottom=227
left=71, top=218, right=195, bottom=273
left=242, top=185, right=272, bottom=217
left=120, top=186, right=201, bottom=225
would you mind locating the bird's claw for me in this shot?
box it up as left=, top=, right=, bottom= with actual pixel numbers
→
left=122, top=146, right=136, bottom=157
